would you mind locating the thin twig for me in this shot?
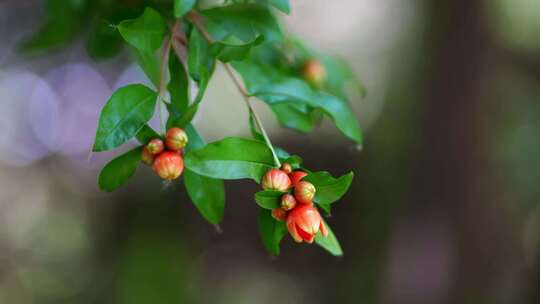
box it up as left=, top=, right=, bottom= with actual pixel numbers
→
left=187, top=12, right=282, bottom=167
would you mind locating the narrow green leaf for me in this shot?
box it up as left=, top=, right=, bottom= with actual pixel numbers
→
left=174, top=0, right=196, bottom=17
left=258, top=209, right=287, bottom=255
left=254, top=190, right=283, bottom=209
left=135, top=124, right=161, bottom=144
left=304, top=171, right=354, bottom=205
left=118, top=7, right=167, bottom=53
left=183, top=124, right=226, bottom=224
left=187, top=28, right=214, bottom=82
left=184, top=137, right=275, bottom=182
left=210, top=35, right=264, bottom=62
left=98, top=146, right=142, bottom=192
left=248, top=114, right=265, bottom=142
left=93, top=84, right=158, bottom=152
left=315, top=220, right=343, bottom=256
left=166, top=52, right=189, bottom=128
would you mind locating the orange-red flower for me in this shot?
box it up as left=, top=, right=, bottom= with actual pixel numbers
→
left=146, top=138, right=164, bottom=154
left=261, top=169, right=291, bottom=191
left=271, top=208, right=287, bottom=221
left=289, top=171, right=308, bottom=187
left=165, top=127, right=188, bottom=150
left=141, top=146, right=155, bottom=165
left=286, top=204, right=328, bottom=243
left=152, top=151, right=184, bottom=180
left=294, top=180, right=316, bottom=204
left=280, top=193, right=297, bottom=211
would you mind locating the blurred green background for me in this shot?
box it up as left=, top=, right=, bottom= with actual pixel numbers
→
left=1, top=0, right=540, bottom=303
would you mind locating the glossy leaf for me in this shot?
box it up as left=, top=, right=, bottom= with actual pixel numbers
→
left=118, top=7, right=167, bottom=53
left=166, top=52, right=189, bottom=128
left=315, top=220, right=343, bottom=256
left=304, top=171, right=354, bottom=205
left=98, top=146, right=142, bottom=192
left=86, top=19, right=124, bottom=59
left=254, top=190, right=283, bottom=209
left=93, top=84, right=158, bottom=152
left=201, top=4, right=283, bottom=42
left=134, top=49, right=160, bottom=87
left=184, top=137, right=275, bottom=182
left=174, top=0, right=196, bottom=17
left=258, top=209, right=287, bottom=255
left=321, top=54, right=366, bottom=99
left=183, top=124, right=226, bottom=224
left=210, top=35, right=264, bottom=62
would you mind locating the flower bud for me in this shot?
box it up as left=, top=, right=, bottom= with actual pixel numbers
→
left=261, top=169, right=291, bottom=191
left=286, top=204, right=327, bottom=243
left=152, top=151, right=184, bottom=180
left=302, top=59, right=326, bottom=88
left=281, top=163, right=292, bottom=174
left=165, top=127, right=188, bottom=151
left=141, top=147, right=155, bottom=165
left=289, top=171, right=308, bottom=187
left=280, top=193, right=297, bottom=211
left=294, top=181, right=316, bottom=204
left=146, top=138, right=164, bottom=155
left=271, top=208, right=287, bottom=221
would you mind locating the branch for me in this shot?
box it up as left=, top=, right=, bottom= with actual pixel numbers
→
left=187, top=12, right=282, bottom=168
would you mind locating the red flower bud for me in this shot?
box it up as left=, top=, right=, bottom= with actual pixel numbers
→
left=261, top=169, right=291, bottom=191
left=302, top=59, right=326, bottom=88
left=152, top=151, right=184, bottom=180
left=271, top=208, right=287, bottom=221
left=280, top=193, right=297, bottom=211
left=289, top=171, right=308, bottom=187
left=294, top=181, right=316, bottom=204
left=281, top=162, right=292, bottom=174
left=165, top=127, right=188, bottom=151
left=286, top=204, right=327, bottom=243
left=146, top=138, right=164, bottom=155
left=141, top=147, right=155, bottom=165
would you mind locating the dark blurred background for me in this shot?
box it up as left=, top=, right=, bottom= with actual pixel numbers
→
left=1, top=0, right=540, bottom=303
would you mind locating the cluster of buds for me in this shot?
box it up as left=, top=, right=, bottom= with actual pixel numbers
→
left=261, top=163, right=328, bottom=243
left=302, top=58, right=327, bottom=88
left=141, top=127, right=188, bottom=181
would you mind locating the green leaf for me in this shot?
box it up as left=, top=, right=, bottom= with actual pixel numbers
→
left=258, top=209, right=287, bottom=255
left=174, top=0, right=196, bottom=17
left=183, top=124, right=226, bottom=224
left=134, top=49, right=160, bottom=88
left=254, top=190, right=283, bottom=209
left=268, top=0, right=290, bottom=13
left=270, top=103, right=315, bottom=133
left=321, top=54, right=366, bottom=99
left=135, top=124, right=161, bottom=144
left=304, top=171, right=354, bottom=205
left=184, top=137, right=275, bottom=182
left=315, top=220, right=343, bottom=256
left=98, top=146, right=142, bottom=192
left=201, top=4, right=283, bottom=43
left=171, top=28, right=216, bottom=127
left=166, top=52, right=189, bottom=128
left=93, top=84, right=158, bottom=152
left=248, top=113, right=265, bottom=141
left=233, top=61, right=362, bottom=143
left=210, top=35, right=265, bottom=62
left=118, top=7, right=167, bottom=53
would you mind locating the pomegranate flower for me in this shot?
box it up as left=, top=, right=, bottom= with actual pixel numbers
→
left=286, top=204, right=328, bottom=243
left=152, top=151, right=184, bottom=180
left=289, top=171, right=308, bottom=187
left=261, top=169, right=291, bottom=191
left=294, top=180, right=316, bottom=204
left=165, top=127, right=188, bottom=151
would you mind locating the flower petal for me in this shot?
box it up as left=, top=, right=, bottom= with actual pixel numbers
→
left=296, top=224, right=314, bottom=243
left=287, top=219, right=303, bottom=242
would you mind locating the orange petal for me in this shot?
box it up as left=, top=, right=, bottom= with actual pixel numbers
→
left=287, top=219, right=302, bottom=243
left=296, top=224, right=314, bottom=243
